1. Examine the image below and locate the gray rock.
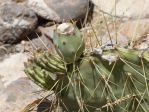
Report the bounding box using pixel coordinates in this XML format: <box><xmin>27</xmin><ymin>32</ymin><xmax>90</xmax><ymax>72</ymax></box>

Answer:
<box><xmin>0</xmin><ymin>0</ymin><xmax>15</xmax><ymax>4</ymax></box>
<box><xmin>0</xmin><ymin>2</ymin><xmax>38</xmax><ymax>44</ymax></box>
<box><xmin>0</xmin><ymin>53</ymin><xmax>28</xmax><ymax>86</ymax></box>
<box><xmin>0</xmin><ymin>52</ymin><xmax>49</xmax><ymax>112</ymax></box>
<box><xmin>0</xmin><ymin>77</ymin><xmax>42</xmax><ymax>112</ymax></box>
<box><xmin>31</xmin><ymin>35</ymin><xmax>52</xmax><ymax>49</ymax></box>
<box><xmin>0</xmin><ymin>51</ymin><xmax>56</xmax><ymax>111</ymax></box>
<box><xmin>86</xmin><ymin>1</ymin><xmax>149</xmax><ymax>47</ymax></box>
<box><xmin>0</xmin><ymin>0</ymin><xmax>26</xmax><ymax>4</ymax></box>
<box><xmin>27</xmin><ymin>0</ymin><xmax>89</xmax><ymax>22</ymax></box>
<box><xmin>91</xmin><ymin>0</ymin><xmax>149</xmax><ymax>19</ymax></box>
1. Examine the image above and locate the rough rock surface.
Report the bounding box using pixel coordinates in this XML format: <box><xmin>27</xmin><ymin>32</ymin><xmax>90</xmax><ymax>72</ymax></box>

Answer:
<box><xmin>0</xmin><ymin>78</ymin><xmax>42</xmax><ymax>111</ymax></box>
<box><xmin>0</xmin><ymin>0</ymin><xmax>26</xmax><ymax>4</ymax></box>
<box><xmin>0</xmin><ymin>53</ymin><xmax>42</xmax><ymax>111</ymax></box>
<box><xmin>0</xmin><ymin>53</ymin><xmax>28</xmax><ymax>86</ymax></box>
<box><xmin>91</xmin><ymin>0</ymin><xmax>149</xmax><ymax>19</ymax></box>
<box><xmin>27</xmin><ymin>0</ymin><xmax>89</xmax><ymax>22</ymax></box>
<box><xmin>119</xmin><ymin>19</ymin><xmax>149</xmax><ymax>43</ymax></box>
<box><xmin>0</xmin><ymin>2</ymin><xmax>38</xmax><ymax>44</ymax></box>
<box><xmin>89</xmin><ymin>0</ymin><xmax>149</xmax><ymax>45</ymax></box>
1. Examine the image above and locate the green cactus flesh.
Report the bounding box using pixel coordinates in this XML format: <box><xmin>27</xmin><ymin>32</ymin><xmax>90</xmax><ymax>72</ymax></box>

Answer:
<box><xmin>53</xmin><ymin>27</ymin><xmax>85</xmax><ymax>64</ymax></box>
<box><xmin>25</xmin><ymin>47</ymin><xmax>149</xmax><ymax>111</ymax></box>
<box><xmin>24</xmin><ymin>53</ymin><xmax>68</xmax><ymax>91</ymax></box>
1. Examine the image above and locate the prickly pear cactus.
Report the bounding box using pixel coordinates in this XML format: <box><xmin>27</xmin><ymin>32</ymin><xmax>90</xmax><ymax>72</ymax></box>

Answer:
<box><xmin>25</xmin><ymin>48</ymin><xmax>149</xmax><ymax>111</ymax></box>
<box><xmin>62</xmin><ymin>49</ymin><xmax>149</xmax><ymax>111</ymax></box>
<box><xmin>24</xmin><ymin>52</ymin><xmax>68</xmax><ymax>90</ymax></box>
<box><xmin>53</xmin><ymin>23</ymin><xmax>85</xmax><ymax>63</ymax></box>
<box><xmin>24</xmin><ymin>23</ymin><xmax>149</xmax><ymax>112</ymax></box>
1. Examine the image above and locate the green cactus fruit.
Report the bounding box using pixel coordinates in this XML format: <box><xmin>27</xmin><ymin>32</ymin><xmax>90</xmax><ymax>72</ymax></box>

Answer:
<box><xmin>53</xmin><ymin>23</ymin><xmax>85</xmax><ymax>63</ymax></box>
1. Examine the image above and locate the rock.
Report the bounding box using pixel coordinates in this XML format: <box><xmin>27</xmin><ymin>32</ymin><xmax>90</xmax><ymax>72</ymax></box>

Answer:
<box><xmin>0</xmin><ymin>53</ymin><xmax>28</xmax><ymax>86</ymax></box>
<box><xmin>0</xmin><ymin>77</ymin><xmax>42</xmax><ymax>112</ymax></box>
<box><xmin>91</xmin><ymin>0</ymin><xmax>149</xmax><ymax>19</ymax></box>
<box><xmin>0</xmin><ymin>0</ymin><xmax>26</xmax><ymax>4</ymax></box>
<box><xmin>30</xmin><ymin>35</ymin><xmax>52</xmax><ymax>49</ymax></box>
<box><xmin>0</xmin><ymin>2</ymin><xmax>38</xmax><ymax>44</ymax></box>
<box><xmin>27</xmin><ymin>0</ymin><xmax>89</xmax><ymax>22</ymax></box>
<box><xmin>146</xmin><ymin>33</ymin><xmax>149</xmax><ymax>44</ymax></box>
<box><xmin>0</xmin><ymin>52</ymin><xmax>56</xmax><ymax>112</ymax></box>
<box><xmin>100</xmin><ymin>32</ymin><xmax>129</xmax><ymax>47</ymax></box>
<box><xmin>0</xmin><ymin>0</ymin><xmax>13</xmax><ymax>4</ymax></box>
<box><xmin>17</xmin><ymin>25</ymin><xmax>55</xmax><ymax>50</ymax></box>
<box><xmin>137</xmin><ymin>42</ymin><xmax>148</xmax><ymax>50</ymax></box>
<box><xmin>38</xmin><ymin>25</ymin><xmax>56</xmax><ymax>39</ymax></box>
<box><xmin>0</xmin><ymin>52</ymin><xmax>40</xmax><ymax>111</ymax></box>
<box><xmin>11</xmin><ymin>0</ymin><xmax>27</xmax><ymax>3</ymax></box>
<box><xmin>0</xmin><ymin>44</ymin><xmax>8</xmax><ymax>60</ymax></box>
<box><xmin>119</xmin><ymin>19</ymin><xmax>149</xmax><ymax>43</ymax></box>
<box><xmin>85</xmin><ymin>0</ymin><xmax>149</xmax><ymax>46</ymax></box>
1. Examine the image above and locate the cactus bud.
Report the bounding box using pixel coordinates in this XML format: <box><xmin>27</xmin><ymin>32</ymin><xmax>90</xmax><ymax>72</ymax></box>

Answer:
<box><xmin>53</xmin><ymin>23</ymin><xmax>85</xmax><ymax>63</ymax></box>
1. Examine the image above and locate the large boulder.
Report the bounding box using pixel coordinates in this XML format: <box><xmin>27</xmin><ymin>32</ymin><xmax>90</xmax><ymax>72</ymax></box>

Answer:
<box><xmin>0</xmin><ymin>2</ymin><xmax>38</xmax><ymax>44</ymax></box>
<box><xmin>0</xmin><ymin>53</ymin><xmax>43</xmax><ymax>111</ymax></box>
<box><xmin>89</xmin><ymin>0</ymin><xmax>149</xmax><ymax>46</ymax></box>
<box><xmin>91</xmin><ymin>0</ymin><xmax>149</xmax><ymax>19</ymax></box>
<box><xmin>27</xmin><ymin>0</ymin><xmax>89</xmax><ymax>22</ymax></box>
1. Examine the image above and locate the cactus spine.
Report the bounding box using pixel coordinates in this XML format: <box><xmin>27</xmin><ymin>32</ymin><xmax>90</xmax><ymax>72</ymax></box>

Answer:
<box><xmin>24</xmin><ymin>23</ymin><xmax>149</xmax><ymax>112</ymax></box>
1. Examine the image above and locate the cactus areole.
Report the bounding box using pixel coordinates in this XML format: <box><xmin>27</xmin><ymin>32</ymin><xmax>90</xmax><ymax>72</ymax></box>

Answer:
<box><xmin>53</xmin><ymin>23</ymin><xmax>85</xmax><ymax>63</ymax></box>
<box><xmin>24</xmin><ymin>22</ymin><xmax>149</xmax><ymax>111</ymax></box>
